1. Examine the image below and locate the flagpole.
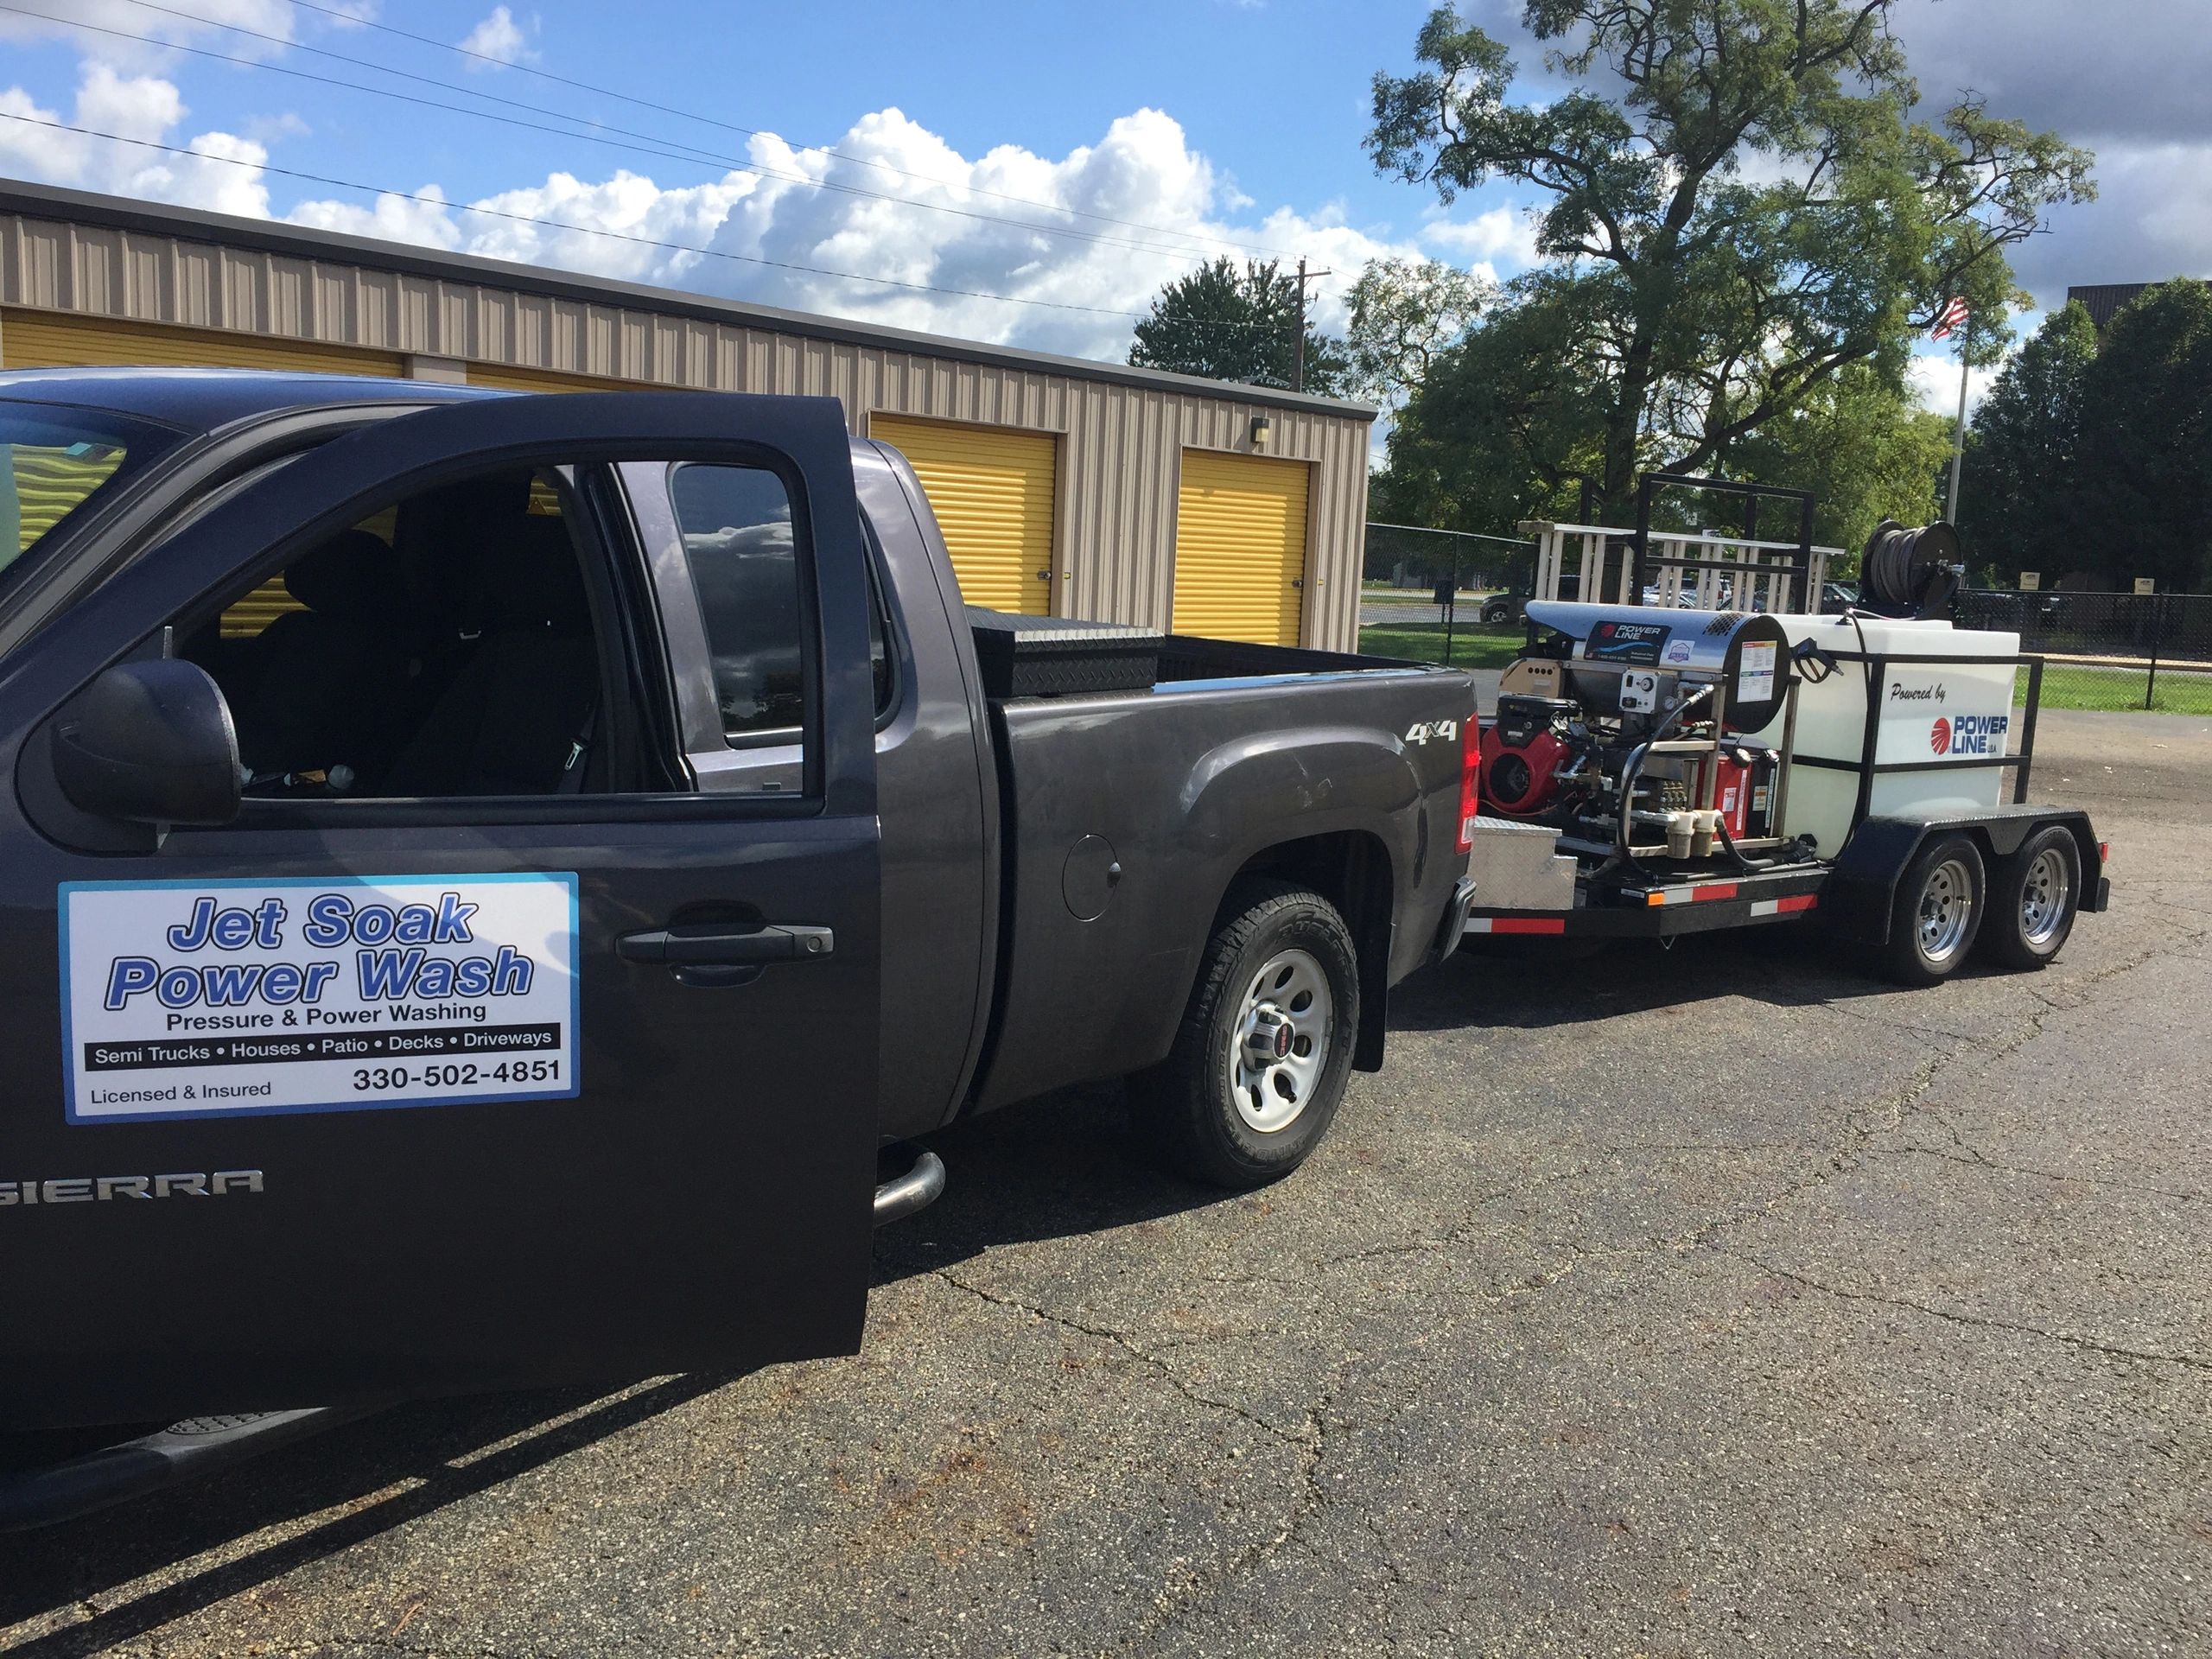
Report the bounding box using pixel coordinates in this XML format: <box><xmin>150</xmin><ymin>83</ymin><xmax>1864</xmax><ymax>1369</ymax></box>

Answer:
<box><xmin>1945</xmin><ymin>308</ymin><xmax>1970</xmax><ymax>524</ymax></box>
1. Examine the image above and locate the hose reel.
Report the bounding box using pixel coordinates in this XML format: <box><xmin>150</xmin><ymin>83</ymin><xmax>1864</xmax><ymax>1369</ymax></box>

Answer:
<box><xmin>1859</xmin><ymin>519</ymin><xmax>1963</xmax><ymax>616</ymax></box>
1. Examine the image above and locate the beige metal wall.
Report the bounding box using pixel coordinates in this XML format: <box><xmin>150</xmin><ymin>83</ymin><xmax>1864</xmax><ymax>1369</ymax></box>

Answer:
<box><xmin>0</xmin><ymin>204</ymin><xmax>1372</xmax><ymax>649</ymax></box>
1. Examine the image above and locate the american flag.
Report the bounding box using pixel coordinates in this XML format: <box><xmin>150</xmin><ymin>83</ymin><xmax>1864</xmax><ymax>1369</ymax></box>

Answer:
<box><xmin>1930</xmin><ymin>296</ymin><xmax>1970</xmax><ymax>340</ymax></box>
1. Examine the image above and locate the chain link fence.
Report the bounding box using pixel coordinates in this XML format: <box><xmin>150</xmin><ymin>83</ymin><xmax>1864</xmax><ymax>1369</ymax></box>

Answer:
<box><xmin>1953</xmin><ymin>589</ymin><xmax>2212</xmax><ymax>713</ymax></box>
<box><xmin>1363</xmin><ymin>523</ymin><xmax>1535</xmax><ymax>593</ymax></box>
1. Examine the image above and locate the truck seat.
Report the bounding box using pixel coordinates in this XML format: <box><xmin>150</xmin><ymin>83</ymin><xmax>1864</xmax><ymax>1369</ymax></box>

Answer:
<box><xmin>377</xmin><ymin>515</ymin><xmax>599</xmax><ymax>797</ymax></box>
<box><xmin>230</xmin><ymin>527</ymin><xmax>422</xmax><ymax>785</ymax></box>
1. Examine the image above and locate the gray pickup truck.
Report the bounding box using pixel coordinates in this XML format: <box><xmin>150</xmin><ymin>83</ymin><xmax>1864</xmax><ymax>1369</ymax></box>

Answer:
<box><xmin>0</xmin><ymin>370</ymin><xmax>1476</xmax><ymax>1508</ymax></box>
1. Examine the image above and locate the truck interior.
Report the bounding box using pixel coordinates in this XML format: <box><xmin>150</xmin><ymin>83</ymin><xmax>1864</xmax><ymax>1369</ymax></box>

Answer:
<box><xmin>183</xmin><ymin>467</ymin><xmax>603</xmax><ymax>799</ymax></box>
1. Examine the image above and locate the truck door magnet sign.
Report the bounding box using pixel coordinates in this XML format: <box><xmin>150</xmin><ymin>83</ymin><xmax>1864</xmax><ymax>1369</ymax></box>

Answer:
<box><xmin>60</xmin><ymin>874</ymin><xmax>579</xmax><ymax>1122</ymax></box>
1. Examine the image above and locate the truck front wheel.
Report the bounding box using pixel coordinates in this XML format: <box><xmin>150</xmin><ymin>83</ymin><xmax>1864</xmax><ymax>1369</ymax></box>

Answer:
<box><xmin>1130</xmin><ymin>879</ymin><xmax>1360</xmax><ymax>1189</ymax></box>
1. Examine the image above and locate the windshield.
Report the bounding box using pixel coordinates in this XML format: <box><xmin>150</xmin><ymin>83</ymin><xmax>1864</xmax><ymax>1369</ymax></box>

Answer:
<box><xmin>0</xmin><ymin>401</ymin><xmax>180</xmax><ymax>591</ymax></box>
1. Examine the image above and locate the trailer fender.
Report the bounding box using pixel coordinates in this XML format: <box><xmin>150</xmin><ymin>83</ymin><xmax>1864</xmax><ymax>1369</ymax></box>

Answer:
<box><xmin>1825</xmin><ymin>808</ymin><xmax>2106</xmax><ymax>944</ymax></box>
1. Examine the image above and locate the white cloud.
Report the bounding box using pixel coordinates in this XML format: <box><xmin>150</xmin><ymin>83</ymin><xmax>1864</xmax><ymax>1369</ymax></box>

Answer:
<box><xmin>0</xmin><ymin>49</ymin><xmax>1421</xmax><ymax>365</ymax></box>
<box><xmin>1421</xmin><ymin>204</ymin><xmax>1540</xmax><ymax>271</ymax></box>
<box><xmin>281</xmin><ymin>105</ymin><xmax>1425</xmax><ymax>360</ymax></box>
<box><xmin>459</xmin><ymin>6</ymin><xmax>533</xmax><ymax>69</ymax></box>
<box><xmin>0</xmin><ymin>1</ymin><xmax>300</xmax><ymax>71</ymax></box>
<box><xmin>0</xmin><ymin>61</ymin><xmax>270</xmax><ymax>219</ymax></box>
<box><xmin>1907</xmin><ymin>350</ymin><xmax>1999</xmax><ymax>418</ymax></box>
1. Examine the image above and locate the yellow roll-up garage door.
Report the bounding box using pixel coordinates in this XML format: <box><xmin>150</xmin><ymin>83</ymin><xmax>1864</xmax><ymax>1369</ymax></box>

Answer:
<box><xmin>1172</xmin><ymin>450</ymin><xmax>1310</xmax><ymax>646</ymax></box>
<box><xmin>1</xmin><ymin>310</ymin><xmax>404</xmax><ymax>378</ymax></box>
<box><xmin>870</xmin><ymin>414</ymin><xmax>1056</xmax><ymax>614</ymax></box>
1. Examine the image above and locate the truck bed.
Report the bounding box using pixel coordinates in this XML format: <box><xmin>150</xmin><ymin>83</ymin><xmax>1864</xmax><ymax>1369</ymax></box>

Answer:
<box><xmin>967</xmin><ymin>626</ymin><xmax>1475</xmax><ymax>1112</ymax></box>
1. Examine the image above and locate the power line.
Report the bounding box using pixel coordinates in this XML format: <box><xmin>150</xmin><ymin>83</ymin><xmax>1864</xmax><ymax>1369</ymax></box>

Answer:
<box><xmin>12</xmin><ymin>2</ymin><xmax>1261</xmax><ymax>266</ymax></box>
<box><xmin>0</xmin><ymin>109</ymin><xmax>1296</xmax><ymax>340</ymax></box>
<box><xmin>131</xmin><ymin>0</ymin><xmax>1306</xmax><ymax>263</ymax></box>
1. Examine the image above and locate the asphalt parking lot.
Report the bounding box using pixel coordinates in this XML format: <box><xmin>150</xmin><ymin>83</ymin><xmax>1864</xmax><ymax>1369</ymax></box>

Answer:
<box><xmin>6</xmin><ymin>709</ymin><xmax>2208</xmax><ymax>1659</ymax></box>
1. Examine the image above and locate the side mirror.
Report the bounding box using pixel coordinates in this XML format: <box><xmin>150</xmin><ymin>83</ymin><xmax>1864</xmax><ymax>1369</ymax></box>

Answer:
<box><xmin>52</xmin><ymin>658</ymin><xmax>241</xmax><ymax>826</ymax></box>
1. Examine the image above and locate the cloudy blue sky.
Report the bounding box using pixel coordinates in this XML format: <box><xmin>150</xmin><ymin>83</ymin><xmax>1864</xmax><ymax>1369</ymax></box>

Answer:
<box><xmin>0</xmin><ymin>0</ymin><xmax>2203</xmax><ymax>414</ymax></box>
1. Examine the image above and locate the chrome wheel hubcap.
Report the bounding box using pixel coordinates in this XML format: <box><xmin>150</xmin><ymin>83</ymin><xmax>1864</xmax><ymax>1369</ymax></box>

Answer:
<box><xmin>1229</xmin><ymin>948</ymin><xmax>1332</xmax><ymax>1134</ymax></box>
<box><xmin>2019</xmin><ymin>847</ymin><xmax>2071</xmax><ymax>946</ymax></box>
<box><xmin>1917</xmin><ymin>856</ymin><xmax>1976</xmax><ymax>965</ymax></box>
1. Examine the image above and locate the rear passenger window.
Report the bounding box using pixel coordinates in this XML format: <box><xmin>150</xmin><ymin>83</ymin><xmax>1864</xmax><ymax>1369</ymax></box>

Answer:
<box><xmin>669</xmin><ymin>464</ymin><xmax>804</xmax><ymax>742</ymax></box>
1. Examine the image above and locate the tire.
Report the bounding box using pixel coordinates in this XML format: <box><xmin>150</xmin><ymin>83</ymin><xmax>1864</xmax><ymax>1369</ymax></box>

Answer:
<box><xmin>1128</xmin><ymin>879</ymin><xmax>1360</xmax><ymax>1189</ymax></box>
<box><xmin>1980</xmin><ymin>825</ymin><xmax>2082</xmax><ymax>971</ymax></box>
<box><xmin>1878</xmin><ymin>835</ymin><xmax>1986</xmax><ymax>987</ymax></box>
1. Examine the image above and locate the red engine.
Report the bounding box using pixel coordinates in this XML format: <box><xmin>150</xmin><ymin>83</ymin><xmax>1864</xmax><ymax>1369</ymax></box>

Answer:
<box><xmin>1478</xmin><ymin>698</ymin><xmax>1578</xmax><ymax>817</ymax></box>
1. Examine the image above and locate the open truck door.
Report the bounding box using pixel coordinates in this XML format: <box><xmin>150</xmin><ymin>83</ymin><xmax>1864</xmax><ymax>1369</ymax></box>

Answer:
<box><xmin>0</xmin><ymin>392</ymin><xmax>881</xmax><ymax>1430</ymax></box>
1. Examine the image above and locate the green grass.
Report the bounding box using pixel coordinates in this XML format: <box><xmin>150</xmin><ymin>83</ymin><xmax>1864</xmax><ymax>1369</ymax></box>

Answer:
<box><xmin>2017</xmin><ymin>664</ymin><xmax>2212</xmax><ymax>715</ymax></box>
<box><xmin>1357</xmin><ymin>620</ymin><xmax>1528</xmax><ymax>671</ymax></box>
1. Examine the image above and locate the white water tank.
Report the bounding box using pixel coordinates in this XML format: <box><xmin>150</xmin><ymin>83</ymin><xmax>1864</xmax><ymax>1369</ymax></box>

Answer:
<box><xmin>1744</xmin><ymin>613</ymin><xmax>2022</xmax><ymax>854</ymax></box>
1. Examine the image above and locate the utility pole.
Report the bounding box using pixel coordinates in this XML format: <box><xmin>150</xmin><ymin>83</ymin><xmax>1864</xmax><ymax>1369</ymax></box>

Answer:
<box><xmin>1291</xmin><ymin>257</ymin><xmax>1331</xmax><ymax>393</ymax></box>
<box><xmin>1945</xmin><ymin>309</ymin><xmax>1971</xmax><ymax>524</ymax></box>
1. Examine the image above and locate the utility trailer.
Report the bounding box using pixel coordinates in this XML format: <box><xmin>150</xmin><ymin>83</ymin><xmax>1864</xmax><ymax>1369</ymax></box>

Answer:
<box><xmin>1462</xmin><ymin>476</ymin><xmax>2108</xmax><ymax>983</ymax></box>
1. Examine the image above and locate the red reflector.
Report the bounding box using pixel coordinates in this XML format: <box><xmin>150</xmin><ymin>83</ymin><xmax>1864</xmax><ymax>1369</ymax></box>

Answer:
<box><xmin>1490</xmin><ymin>916</ymin><xmax>1567</xmax><ymax>935</ymax></box>
<box><xmin>1691</xmin><ymin>882</ymin><xmax>1739</xmax><ymax>903</ymax></box>
<box><xmin>2099</xmin><ymin>841</ymin><xmax>2110</xmax><ymax>864</ymax></box>
<box><xmin>1454</xmin><ymin>716</ymin><xmax>1482</xmax><ymax>855</ymax></box>
<box><xmin>1777</xmin><ymin>893</ymin><xmax>1818</xmax><ymax>914</ymax></box>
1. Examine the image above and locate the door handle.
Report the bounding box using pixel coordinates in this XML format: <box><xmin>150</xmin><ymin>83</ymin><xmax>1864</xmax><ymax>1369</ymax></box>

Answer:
<box><xmin>618</xmin><ymin>924</ymin><xmax>835</xmax><ymax>965</ymax></box>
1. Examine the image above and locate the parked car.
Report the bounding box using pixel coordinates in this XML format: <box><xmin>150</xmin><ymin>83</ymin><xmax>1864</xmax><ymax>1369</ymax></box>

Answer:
<box><xmin>0</xmin><ymin>370</ymin><xmax>1480</xmax><ymax>1478</ymax></box>
<box><xmin>1481</xmin><ymin>572</ymin><xmax>1580</xmax><ymax>624</ymax></box>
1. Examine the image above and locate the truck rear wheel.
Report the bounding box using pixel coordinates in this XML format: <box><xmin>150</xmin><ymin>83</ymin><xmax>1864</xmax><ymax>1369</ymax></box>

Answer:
<box><xmin>1981</xmin><ymin>825</ymin><xmax>2081</xmax><ymax>971</ymax></box>
<box><xmin>1130</xmin><ymin>879</ymin><xmax>1359</xmax><ymax>1189</ymax></box>
<box><xmin>1880</xmin><ymin>835</ymin><xmax>1986</xmax><ymax>987</ymax></box>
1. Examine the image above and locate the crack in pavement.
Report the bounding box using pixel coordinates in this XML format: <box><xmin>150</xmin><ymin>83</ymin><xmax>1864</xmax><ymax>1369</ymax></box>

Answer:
<box><xmin>1891</xmin><ymin>1104</ymin><xmax>2209</xmax><ymax>1206</ymax></box>
<box><xmin>1724</xmin><ymin>1249</ymin><xmax>2212</xmax><ymax>1376</ymax></box>
<box><xmin>928</xmin><ymin>1266</ymin><xmax>1313</xmax><ymax>1450</ymax></box>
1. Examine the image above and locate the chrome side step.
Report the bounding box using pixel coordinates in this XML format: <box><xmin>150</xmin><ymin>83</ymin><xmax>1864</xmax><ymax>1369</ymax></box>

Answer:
<box><xmin>0</xmin><ymin>1407</ymin><xmax>365</xmax><ymax>1531</ymax></box>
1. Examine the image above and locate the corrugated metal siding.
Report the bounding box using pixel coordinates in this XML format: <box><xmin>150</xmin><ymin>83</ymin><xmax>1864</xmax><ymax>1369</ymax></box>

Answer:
<box><xmin>9</xmin><ymin>443</ymin><xmax>124</xmax><ymax>550</ymax></box>
<box><xmin>0</xmin><ymin>206</ymin><xmax>1373</xmax><ymax>648</ymax></box>
<box><xmin>1171</xmin><ymin>451</ymin><xmax>1309</xmax><ymax>645</ymax></box>
<box><xmin>0</xmin><ymin>309</ymin><xmax>402</xmax><ymax>376</ymax></box>
<box><xmin>870</xmin><ymin>414</ymin><xmax>1056</xmax><ymax>614</ymax></box>
<box><xmin>221</xmin><ymin>574</ymin><xmax>296</xmax><ymax>639</ymax></box>
<box><xmin>461</xmin><ymin>361</ymin><xmax>628</xmax><ymax>393</ymax></box>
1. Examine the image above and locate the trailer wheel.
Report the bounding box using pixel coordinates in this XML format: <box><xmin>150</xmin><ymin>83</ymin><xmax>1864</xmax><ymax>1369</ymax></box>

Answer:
<box><xmin>1880</xmin><ymin>835</ymin><xmax>1986</xmax><ymax>987</ymax></box>
<box><xmin>1981</xmin><ymin>826</ymin><xmax>2081</xmax><ymax>971</ymax></box>
<box><xmin>1129</xmin><ymin>879</ymin><xmax>1359</xmax><ymax>1189</ymax></box>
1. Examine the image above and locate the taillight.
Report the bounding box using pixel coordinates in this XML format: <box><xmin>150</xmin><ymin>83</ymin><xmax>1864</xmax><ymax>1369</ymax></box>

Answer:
<box><xmin>2099</xmin><ymin>841</ymin><xmax>2110</xmax><ymax>865</ymax></box>
<box><xmin>1455</xmin><ymin>716</ymin><xmax>1482</xmax><ymax>854</ymax></box>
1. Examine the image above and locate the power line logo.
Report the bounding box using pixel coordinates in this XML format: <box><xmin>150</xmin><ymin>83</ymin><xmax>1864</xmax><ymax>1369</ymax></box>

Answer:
<box><xmin>1930</xmin><ymin>716</ymin><xmax>1953</xmax><ymax>755</ymax></box>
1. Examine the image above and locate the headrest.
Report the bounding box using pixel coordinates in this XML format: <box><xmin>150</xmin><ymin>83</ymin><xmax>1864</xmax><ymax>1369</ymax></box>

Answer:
<box><xmin>481</xmin><ymin>517</ymin><xmax>591</xmax><ymax>632</ymax></box>
<box><xmin>283</xmin><ymin>529</ymin><xmax>410</xmax><ymax>620</ymax></box>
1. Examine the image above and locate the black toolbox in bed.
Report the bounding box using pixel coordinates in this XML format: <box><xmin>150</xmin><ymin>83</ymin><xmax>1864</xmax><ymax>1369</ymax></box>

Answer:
<box><xmin>967</xmin><ymin>607</ymin><xmax>1164</xmax><ymax>698</ymax></box>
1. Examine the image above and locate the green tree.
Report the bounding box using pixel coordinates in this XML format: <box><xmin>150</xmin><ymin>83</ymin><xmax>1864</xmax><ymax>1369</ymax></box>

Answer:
<box><xmin>1373</xmin><ymin>287</ymin><xmax>1605</xmax><ymax>535</ymax></box>
<box><xmin>2075</xmin><ymin>279</ymin><xmax>2212</xmax><ymax>591</ymax></box>
<box><xmin>1128</xmin><ymin>257</ymin><xmax>1348</xmax><ymax>395</ymax></box>
<box><xmin>1727</xmin><ymin>362</ymin><xmax>1955</xmax><ymax>555</ymax></box>
<box><xmin>1960</xmin><ymin>300</ymin><xmax>2098</xmax><ymax>584</ymax></box>
<box><xmin>1343</xmin><ymin>257</ymin><xmax>1493</xmax><ymax>410</ymax></box>
<box><xmin>1367</xmin><ymin>2</ymin><xmax>2095</xmax><ymax>519</ymax></box>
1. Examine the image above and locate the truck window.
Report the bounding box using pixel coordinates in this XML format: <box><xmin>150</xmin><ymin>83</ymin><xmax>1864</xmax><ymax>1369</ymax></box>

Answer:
<box><xmin>176</xmin><ymin>465</ymin><xmax>611</xmax><ymax>799</ymax></box>
<box><xmin>668</xmin><ymin>463</ymin><xmax>806</xmax><ymax>742</ymax></box>
<box><xmin>0</xmin><ymin>402</ymin><xmax>177</xmax><ymax>589</ymax></box>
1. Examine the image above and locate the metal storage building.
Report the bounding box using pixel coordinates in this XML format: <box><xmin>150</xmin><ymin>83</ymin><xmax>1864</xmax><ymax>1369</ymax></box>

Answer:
<box><xmin>0</xmin><ymin>181</ymin><xmax>1376</xmax><ymax>650</ymax></box>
